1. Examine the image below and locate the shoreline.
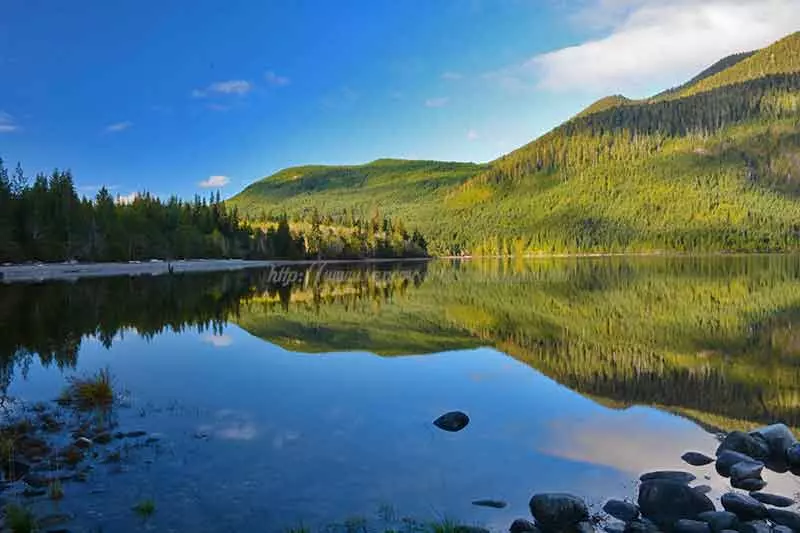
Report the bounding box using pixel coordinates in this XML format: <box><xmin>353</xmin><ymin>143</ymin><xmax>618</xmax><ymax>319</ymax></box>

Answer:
<box><xmin>0</xmin><ymin>257</ymin><xmax>431</xmax><ymax>284</ymax></box>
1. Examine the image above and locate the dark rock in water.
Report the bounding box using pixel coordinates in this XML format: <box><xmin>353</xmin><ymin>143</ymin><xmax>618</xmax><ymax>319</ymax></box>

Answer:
<box><xmin>716</xmin><ymin>431</ymin><xmax>770</xmax><ymax>461</ymax></box>
<box><xmin>638</xmin><ymin>480</ymin><xmax>715</xmax><ymax>527</ymax></box>
<box><xmin>639</xmin><ymin>470</ymin><xmax>696</xmax><ymax>484</ymax></box>
<box><xmin>730</xmin><ymin>460</ymin><xmax>764</xmax><ymax>482</ymax></box>
<box><xmin>715</xmin><ymin>450</ymin><xmax>758</xmax><ymax>477</ymax></box>
<box><xmin>720</xmin><ymin>493</ymin><xmax>767</xmax><ymax>521</ymax></box>
<box><xmin>575</xmin><ymin>522</ymin><xmax>595</xmax><ymax>533</ymax></box>
<box><xmin>433</xmin><ymin>411</ymin><xmax>470</xmax><ymax>432</ymax></box>
<box><xmin>3</xmin><ymin>460</ymin><xmax>31</xmax><ymax>481</ymax></box>
<box><xmin>509</xmin><ymin>518</ymin><xmax>541</xmax><ymax>533</ymax></box>
<box><xmin>767</xmin><ymin>508</ymin><xmax>800</xmax><ymax>531</ymax></box>
<box><xmin>697</xmin><ymin>510</ymin><xmax>739</xmax><ymax>532</ymax></box>
<box><xmin>682</xmin><ymin>451</ymin><xmax>715</xmax><ymax>466</ymax></box>
<box><xmin>692</xmin><ymin>485</ymin><xmax>712</xmax><ymax>495</ymax></box>
<box><xmin>623</xmin><ymin>518</ymin><xmax>660</xmax><ymax>532</ymax></box>
<box><xmin>529</xmin><ymin>493</ymin><xmax>589</xmax><ymax>531</ymax></box>
<box><xmin>750</xmin><ymin>423</ymin><xmax>796</xmax><ymax>460</ymax></box>
<box><xmin>673</xmin><ymin>519</ymin><xmax>711</xmax><ymax>533</ymax></box>
<box><xmin>603</xmin><ymin>524</ymin><xmax>625</xmax><ymax>533</ymax></box>
<box><xmin>737</xmin><ymin>521</ymin><xmax>771</xmax><ymax>533</ymax></box>
<box><xmin>773</xmin><ymin>526</ymin><xmax>794</xmax><ymax>533</ymax></box>
<box><xmin>472</xmin><ymin>499</ymin><xmax>507</xmax><ymax>509</ymax></box>
<box><xmin>731</xmin><ymin>477</ymin><xmax>766</xmax><ymax>491</ymax></box>
<box><xmin>603</xmin><ymin>500</ymin><xmax>639</xmax><ymax>522</ymax></box>
<box><xmin>786</xmin><ymin>442</ymin><xmax>800</xmax><ymax>467</ymax></box>
<box><xmin>748</xmin><ymin>491</ymin><xmax>795</xmax><ymax>507</ymax></box>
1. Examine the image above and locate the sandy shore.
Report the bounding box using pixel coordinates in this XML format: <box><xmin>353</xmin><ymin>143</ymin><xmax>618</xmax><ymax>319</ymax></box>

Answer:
<box><xmin>0</xmin><ymin>258</ymin><xmax>431</xmax><ymax>283</ymax></box>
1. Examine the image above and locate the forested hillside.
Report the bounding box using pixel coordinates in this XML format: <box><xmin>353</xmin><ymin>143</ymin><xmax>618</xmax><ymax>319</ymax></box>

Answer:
<box><xmin>230</xmin><ymin>31</ymin><xmax>800</xmax><ymax>256</ymax></box>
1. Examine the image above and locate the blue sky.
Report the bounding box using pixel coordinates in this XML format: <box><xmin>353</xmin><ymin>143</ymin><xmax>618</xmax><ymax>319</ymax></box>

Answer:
<box><xmin>1</xmin><ymin>0</ymin><xmax>799</xmax><ymax>201</ymax></box>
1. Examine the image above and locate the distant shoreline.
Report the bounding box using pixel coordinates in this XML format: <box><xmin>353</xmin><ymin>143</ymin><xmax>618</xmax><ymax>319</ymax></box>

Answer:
<box><xmin>0</xmin><ymin>257</ymin><xmax>431</xmax><ymax>284</ymax></box>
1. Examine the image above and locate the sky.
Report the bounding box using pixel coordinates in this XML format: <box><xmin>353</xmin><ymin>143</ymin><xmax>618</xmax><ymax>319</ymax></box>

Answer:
<box><xmin>1</xmin><ymin>0</ymin><xmax>800</xmax><ymax>201</ymax></box>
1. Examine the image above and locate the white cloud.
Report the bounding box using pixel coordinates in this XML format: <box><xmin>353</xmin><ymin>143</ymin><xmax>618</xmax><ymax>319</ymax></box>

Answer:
<box><xmin>264</xmin><ymin>70</ymin><xmax>290</xmax><ymax>86</ymax></box>
<box><xmin>425</xmin><ymin>96</ymin><xmax>449</xmax><ymax>108</ymax></box>
<box><xmin>467</xmin><ymin>128</ymin><xmax>479</xmax><ymax>141</ymax></box>
<box><xmin>198</xmin><ymin>175</ymin><xmax>230</xmax><ymax>188</ymax></box>
<box><xmin>115</xmin><ymin>192</ymin><xmax>138</xmax><ymax>205</ymax></box>
<box><xmin>105</xmin><ymin>121</ymin><xmax>132</xmax><ymax>133</ymax></box>
<box><xmin>0</xmin><ymin>111</ymin><xmax>18</xmax><ymax>133</ymax></box>
<box><xmin>202</xmin><ymin>333</ymin><xmax>233</xmax><ymax>347</ymax></box>
<box><xmin>441</xmin><ymin>71</ymin><xmax>464</xmax><ymax>80</ymax></box>
<box><xmin>192</xmin><ymin>79</ymin><xmax>252</xmax><ymax>98</ymax></box>
<box><xmin>497</xmin><ymin>0</ymin><xmax>800</xmax><ymax>94</ymax></box>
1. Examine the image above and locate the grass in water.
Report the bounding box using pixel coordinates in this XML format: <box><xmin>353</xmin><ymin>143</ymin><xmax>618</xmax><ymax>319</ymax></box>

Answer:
<box><xmin>132</xmin><ymin>498</ymin><xmax>156</xmax><ymax>519</ymax></box>
<box><xmin>61</xmin><ymin>368</ymin><xmax>114</xmax><ymax>410</ymax></box>
<box><xmin>48</xmin><ymin>478</ymin><xmax>64</xmax><ymax>500</ymax></box>
<box><xmin>5</xmin><ymin>504</ymin><xmax>36</xmax><ymax>533</ymax></box>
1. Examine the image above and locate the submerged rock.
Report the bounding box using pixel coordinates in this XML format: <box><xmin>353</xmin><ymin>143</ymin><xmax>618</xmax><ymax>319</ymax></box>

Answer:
<box><xmin>638</xmin><ymin>480</ymin><xmax>714</xmax><ymax>527</ymax></box>
<box><xmin>433</xmin><ymin>411</ymin><xmax>470</xmax><ymax>432</ymax></box>
<box><xmin>639</xmin><ymin>471</ymin><xmax>696</xmax><ymax>484</ymax></box>
<box><xmin>529</xmin><ymin>493</ymin><xmax>589</xmax><ymax>531</ymax></box>
<box><xmin>673</xmin><ymin>519</ymin><xmax>710</xmax><ymax>533</ymax></box>
<box><xmin>681</xmin><ymin>452</ymin><xmax>715</xmax><ymax>466</ymax></box>
<box><xmin>602</xmin><ymin>499</ymin><xmax>639</xmax><ymax>522</ymax></box>
<box><xmin>472</xmin><ymin>499</ymin><xmax>507</xmax><ymax>509</ymax></box>
<box><xmin>716</xmin><ymin>431</ymin><xmax>770</xmax><ymax>461</ymax></box>
<box><xmin>731</xmin><ymin>477</ymin><xmax>766</xmax><ymax>491</ymax></box>
<box><xmin>720</xmin><ymin>492</ymin><xmax>767</xmax><ymax>521</ymax></box>
<box><xmin>509</xmin><ymin>518</ymin><xmax>540</xmax><ymax>533</ymax></box>
<box><xmin>696</xmin><ymin>510</ymin><xmax>739</xmax><ymax>532</ymax></box>
<box><xmin>748</xmin><ymin>492</ymin><xmax>795</xmax><ymax>507</ymax></box>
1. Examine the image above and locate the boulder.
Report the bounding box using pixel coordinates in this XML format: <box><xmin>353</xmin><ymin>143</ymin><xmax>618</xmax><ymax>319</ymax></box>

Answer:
<box><xmin>766</xmin><ymin>508</ymin><xmax>800</xmax><ymax>531</ymax></box>
<box><xmin>696</xmin><ymin>510</ymin><xmax>739</xmax><ymax>532</ymax></box>
<box><xmin>750</xmin><ymin>424</ymin><xmax>796</xmax><ymax>460</ymax></box>
<box><xmin>509</xmin><ymin>519</ymin><xmax>541</xmax><ymax>533</ymax></box>
<box><xmin>719</xmin><ymin>493</ymin><xmax>767</xmax><ymax>521</ymax></box>
<box><xmin>638</xmin><ymin>480</ymin><xmax>715</xmax><ymax>528</ymax></box>
<box><xmin>623</xmin><ymin>518</ymin><xmax>660</xmax><ymax>532</ymax></box>
<box><xmin>603</xmin><ymin>525</ymin><xmax>625</xmax><ymax>533</ymax></box>
<box><xmin>575</xmin><ymin>522</ymin><xmax>595</xmax><ymax>533</ymax></box>
<box><xmin>729</xmin><ymin>461</ymin><xmax>764</xmax><ymax>482</ymax></box>
<box><xmin>786</xmin><ymin>442</ymin><xmax>800</xmax><ymax>467</ymax></box>
<box><xmin>603</xmin><ymin>500</ymin><xmax>639</xmax><ymax>522</ymax></box>
<box><xmin>454</xmin><ymin>527</ymin><xmax>489</xmax><ymax>533</ymax></box>
<box><xmin>773</xmin><ymin>526</ymin><xmax>794</xmax><ymax>533</ymax></box>
<box><xmin>433</xmin><ymin>411</ymin><xmax>470</xmax><ymax>432</ymax></box>
<box><xmin>693</xmin><ymin>485</ymin><xmax>712</xmax><ymax>495</ymax></box>
<box><xmin>716</xmin><ymin>432</ymin><xmax>770</xmax><ymax>461</ymax></box>
<box><xmin>681</xmin><ymin>452</ymin><xmax>715</xmax><ymax>466</ymax></box>
<box><xmin>529</xmin><ymin>493</ymin><xmax>589</xmax><ymax>532</ymax></box>
<box><xmin>715</xmin><ymin>450</ymin><xmax>758</xmax><ymax>477</ymax></box>
<box><xmin>748</xmin><ymin>492</ymin><xmax>795</xmax><ymax>507</ymax></box>
<box><xmin>736</xmin><ymin>521</ymin><xmax>771</xmax><ymax>533</ymax></box>
<box><xmin>639</xmin><ymin>471</ymin><xmax>696</xmax><ymax>484</ymax></box>
<box><xmin>731</xmin><ymin>478</ymin><xmax>766</xmax><ymax>492</ymax></box>
<box><xmin>673</xmin><ymin>520</ymin><xmax>710</xmax><ymax>533</ymax></box>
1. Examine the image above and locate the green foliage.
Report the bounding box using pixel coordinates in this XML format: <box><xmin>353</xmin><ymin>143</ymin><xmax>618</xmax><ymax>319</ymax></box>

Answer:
<box><xmin>61</xmin><ymin>368</ymin><xmax>114</xmax><ymax>410</ymax></box>
<box><xmin>4</xmin><ymin>504</ymin><xmax>36</xmax><ymax>533</ymax></box>
<box><xmin>132</xmin><ymin>499</ymin><xmax>156</xmax><ymax>518</ymax></box>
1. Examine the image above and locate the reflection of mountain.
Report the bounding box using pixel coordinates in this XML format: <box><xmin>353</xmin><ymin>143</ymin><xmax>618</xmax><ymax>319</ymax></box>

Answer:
<box><xmin>6</xmin><ymin>257</ymin><xmax>800</xmax><ymax>431</ymax></box>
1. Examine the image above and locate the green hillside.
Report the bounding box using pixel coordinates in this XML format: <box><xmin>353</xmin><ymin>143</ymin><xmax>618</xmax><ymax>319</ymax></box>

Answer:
<box><xmin>229</xmin><ymin>31</ymin><xmax>800</xmax><ymax>256</ymax></box>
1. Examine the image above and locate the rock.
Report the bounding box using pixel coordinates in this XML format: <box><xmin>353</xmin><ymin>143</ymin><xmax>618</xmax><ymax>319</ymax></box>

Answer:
<box><xmin>697</xmin><ymin>510</ymin><xmax>739</xmax><ymax>532</ymax></box>
<box><xmin>433</xmin><ymin>411</ymin><xmax>470</xmax><ymax>432</ymax></box>
<box><xmin>682</xmin><ymin>451</ymin><xmax>715</xmax><ymax>466</ymax></box>
<box><xmin>750</xmin><ymin>424</ymin><xmax>796</xmax><ymax>460</ymax></box>
<box><xmin>673</xmin><ymin>520</ymin><xmax>710</xmax><ymax>533</ymax></box>
<box><xmin>715</xmin><ymin>450</ymin><xmax>758</xmax><ymax>477</ymax></box>
<box><xmin>575</xmin><ymin>522</ymin><xmax>595</xmax><ymax>533</ymax></box>
<box><xmin>454</xmin><ymin>527</ymin><xmax>489</xmax><ymax>533</ymax></box>
<box><xmin>693</xmin><ymin>485</ymin><xmax>712</xmax><ymax>495</ymax></box>
<box><xmin>736</xmin><ymin>521</ymin><xmax>771</xmax><ymax>533</ymax></box>
<box><xmin>720</xmin><ymin>493</ymin><xmax>767</xmax><ymax>521</ymax></box>
<box><xmin>716</xmin><ymin>432</ymin><xmax>770</xmax><ymax>461</ymax></box>
<box><xmin>773</xmin><ymin>526</ymin><xmax>794</xmax><ymax>533</ymax></box>
<box><xmin>603</xmin><ymin>500</ymin><xmax>639</xmax><ymax>522</ymax></box>
<box><xmin>730</xmin><ymin>461</ymin><xmax>764</xmax><ymax>482</ymax></box>
<box><xmin>767</xmin><ymin>508</ymin><xmax>800</xmax><ymax>531</ymax></box>
<box><xmin>603</xmin><ymin>525</ymin><xmax>625</xmax><ymax>533</ymax></box>
<box><xmin>638</xmin><ymin>480</ymin><xmax>715</xmax><ymax>527</ymax></box>
<box><xmin>748</xmin><ymin>492</ymin><xmax>795</xmax><ymax>507</ymax></box>
<box><xmin>639</xmin><ymin>471</ymin><xmax>696</xmax><ymax>484</ymax></box>
<box><xmin>472</xmin><ymin>499</ymin><xmax>507</xmax><ymax>509</ymax></box>
<box><xmin>509</xmin><ymin>518</ymin><xmax>541</xmax><ymax>533</ymax></box>
<box><xmin>124</xmin><ymin>430</ymin><xmax>147</xmax><ymax>438</ymax></box>
<box><xmin>786</xmin><ymin>442</ymin><xmax>800</xmax><ymax>467</ymax></box>
<box><xmin>731</xmin><ymin>477</ymin><xmax>766</xmax><ymax>491</ymax></box>
<box><xmin>74</xmin><ymin>436</ymin><xmax>92</xmax><ymax>449</ymax></box>
<box><xmin>623</xmin><ymin>518</ymin><xmax>660</xmax><ymax>532</ymax></box>
<box><xmin>529</xmin><ymin>493</ymin><xmax>589</xmax><ymax>531</ymax></box>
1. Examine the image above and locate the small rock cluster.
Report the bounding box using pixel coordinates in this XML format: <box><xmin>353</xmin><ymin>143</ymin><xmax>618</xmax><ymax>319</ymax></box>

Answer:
<box><xmin>504</xmin><ymin>423</ymin><xmax>800</xmax><ymax>533</ymax></box>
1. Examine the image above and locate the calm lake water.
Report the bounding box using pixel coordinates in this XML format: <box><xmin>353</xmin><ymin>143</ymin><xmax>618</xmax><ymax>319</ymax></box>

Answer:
<box><xmin>3</xmin><ymin>256</ymin><xmax>800</xmax><ymax>532</ymax></box>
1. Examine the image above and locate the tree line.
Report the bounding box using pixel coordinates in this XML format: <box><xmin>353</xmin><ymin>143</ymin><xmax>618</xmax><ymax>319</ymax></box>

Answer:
<box><xmin>0</xmin><ymin>159</ymin><xmax>429</xmax><ymax>263</ymax></box>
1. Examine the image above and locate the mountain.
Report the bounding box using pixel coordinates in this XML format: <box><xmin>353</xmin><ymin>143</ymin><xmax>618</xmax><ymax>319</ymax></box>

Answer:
<box><xmin>229</xmin><ymin>31</ymin><xmax>800</xmax><ymax>256</ymax></box>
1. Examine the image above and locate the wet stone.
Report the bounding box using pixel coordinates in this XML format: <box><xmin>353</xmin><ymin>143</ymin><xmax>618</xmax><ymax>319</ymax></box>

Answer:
<box><xmin>529</xmin><ymin>493</ymin><xmax>589</xmax><ymax>531</ymax></box>
<box><xmin>697</xmin><ymin>510</ymin><xmax>739</xmax><ymax>532</ymax></box>
<box><xmin>472</xmin><ymin>499</ymin><xmax>507</xmax><ymax>509</ymax></box>
<box><xmin>715</xmin><ymin>450</ymin><xmax>758</xmax><ymax>477</ymax></box>
<box><xmin>673</xmin><ymin>519</ymin><xmax>710</xmax><ymax>533</ymax></box>
<box><xmin>509</xmin><ymin>518</ymin><xmax>541</xmax><ymax>533</ymax></box>
<box><xmin>603</xmin><ymin>500</ymin><xmax>639</xmax><ymax>522</ymax></box>
<box><xmin>720</xmin><ymin>493</ymin><xmax>767</xmax><ymax>521</ymax></box>
<box><xmin>748</xmin><ymin>492</ymin><xmax>795</xmax><ymax>507</ymax></box>
<box><xmin>766</xmin><ymin>508</ymin><xmax>800</xmax><ymax>531</ymax></box>
<box><xmin>638</xmin><ymin>480</ymin><xmax>714</xmax><ymax>528</ymax></box>
<box><xmin>682</xmin><ymin>452</ymin><xmax>715</xmax><ymax>466</ymax></box>
<box><xmin>731</xmin><ymin>477</ymin><xmax>766</xmax><ymax>492</ymax></box>
<box><xmin>716</xmin><ymin>432</ymin><xmax>770</xmax><ymax>461</ymax></box>
<box><xmin>639</xmin><ymin>471</ymin><xmax>696</xmax><ymax>484</ymax></box>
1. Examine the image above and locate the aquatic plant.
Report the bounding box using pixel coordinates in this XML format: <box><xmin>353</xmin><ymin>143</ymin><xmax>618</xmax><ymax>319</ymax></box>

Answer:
<box><xmin>48</xmin><ymin>478</ymin><xmax>64</xmax><ymax>500</ymax></box>
<box><xmin>5</xmin><ymin>503</ymin><xmax>36</xmax><ymax>533</ymax></box>
<box><xmin>132</xmin><ymin>498</ymin><xmax>156</xmax><ymax>519</ymax></box>
<box><xmin>428</xmin><ymin>519</ymin><xmax>460</xmax><ymax>533</ymax></box>
<box><xmin>377</xmin><ymin>503</ymin><xmax>396</xmax><ymax>522</ymax></box>
<box><xmin>61</xmin><ymin>368</ymin><xmax>114</xmax><ymax>410</ymax></box>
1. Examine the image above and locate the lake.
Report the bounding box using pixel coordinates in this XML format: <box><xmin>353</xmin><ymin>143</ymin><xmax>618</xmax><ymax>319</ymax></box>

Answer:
<box><xmin>3</xmin><ymin>256</ymin><xmax>800</xmax><ymax>532</ymax></box>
